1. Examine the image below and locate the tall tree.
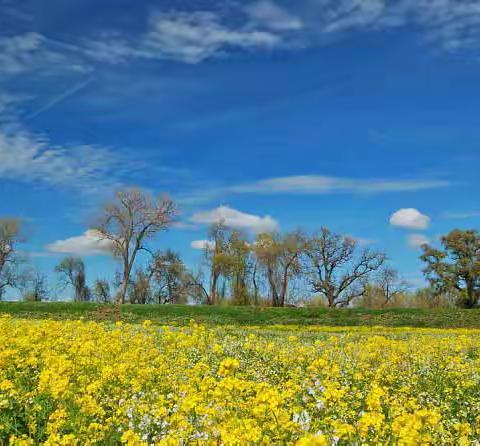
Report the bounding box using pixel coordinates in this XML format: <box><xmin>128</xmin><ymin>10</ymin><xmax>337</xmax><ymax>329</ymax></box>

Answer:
<box><xmin>95</xmin><ymin>188</ymin><xmax>176</xmax><ymax>304</ymax></box>
<box><xmin>224</xmin><ymin>231</ymin><xmax>251</xmax><ymax>305</ymax></box>
<box><xmin>203</xmin><ymin>221</ymin><xmax>229</xmax><ymax>305</ymax></box>
<box><xmin>304</xmin><ymin>228</ymin><xmax>385</xmax><ymax>307</ymax></box>
<box><xmin>0</xmin><ymin>218</ymin><xmax>23</xmax><ymax>296</ymax></box>
<box><xmin>421</xmin><ymin>229</ymin><xmax>480</xmax><ymax>308</ymax></box>
<box><xmin>254</xmin><ymin>231</ymin><xmax>305</xmax><ymax>307</ymax></box>
<box><xmin>55</xmin><ymin>257</ymin><xmax>90</xmax><ymax>302</ymax></box>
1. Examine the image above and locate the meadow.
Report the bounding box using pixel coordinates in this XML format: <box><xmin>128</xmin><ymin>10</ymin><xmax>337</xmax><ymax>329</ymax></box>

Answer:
<box><xmin>2</xmin><ymin>306</ymin><xmax>480</xmax><ymax>444</ymax></box>
<box><xmin>2</xmin><ymin>302</ymin><xmax>480</xmax><ymax>328</ymax></box>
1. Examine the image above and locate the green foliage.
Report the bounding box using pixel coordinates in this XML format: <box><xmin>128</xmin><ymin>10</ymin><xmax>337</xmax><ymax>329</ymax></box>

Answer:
<box><xmin>421</xmin><ymin>229</ymin><xmax>480</xmax><ymax>308</ymax></box>
<box><xmin>1</xmin><ymin>301</ymin><xmax>480</xmax><ymax>328</ymax></box>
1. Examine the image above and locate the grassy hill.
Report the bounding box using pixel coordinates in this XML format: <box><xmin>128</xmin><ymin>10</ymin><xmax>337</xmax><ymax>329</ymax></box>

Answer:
<box><xmin>0</xmin><ymin>301</ymin><xmax>480</xmax><ymax>328</ymax></box>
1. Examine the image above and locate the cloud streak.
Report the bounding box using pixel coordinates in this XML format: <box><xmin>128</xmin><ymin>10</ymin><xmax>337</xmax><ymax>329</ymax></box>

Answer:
<box><xmin>229</xmin><ymin>175</ymin><xmax>449</xmax><ymax>195</ymax></box>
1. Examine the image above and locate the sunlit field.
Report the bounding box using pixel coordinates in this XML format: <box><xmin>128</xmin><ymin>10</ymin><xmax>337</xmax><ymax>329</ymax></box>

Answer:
<box><xmin>2</xmin><ymin>315</ymin><xmax>480</xmax><ymax>445</ymax></box>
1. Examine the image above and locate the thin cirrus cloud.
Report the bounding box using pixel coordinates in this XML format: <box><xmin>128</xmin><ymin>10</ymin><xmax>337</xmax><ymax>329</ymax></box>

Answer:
<box><xmin>390</xmin><ymin>208</ymin><xmax>431</xmax><ymax>230</ymax></box>
<box><xmin>3</xmin><ymin>0</ymin><xmax>480</xmax><ymax>72</ymax></box>
<box><xmin>443</xmin><ymin>211</ymin><xmax>480</xmax><ymax>220</ymax></box>
<box><xmin>229</xmin><ymin>175</ymin><xmax>450</xmax><ymax>195</ymax></box>
<box><xmin>46</xmin><ymin>230</ymin><xmax>114</xmax><ymax>256</ymax></box>
<box><xmin>0</xmin><ymin>127</ymin><xmax>119</xmax><ymax>194</ymax></box>
<box><xmin>80</xmin><ymin>0</ymin><xmax>480</xmax><ymax>66</ymax></box>
<box><xmin>190</xmin><ymin>205</ymin><xmax>279</xmax><ymax>234</ymax></box>
<box><xmin>245</xmin><ymin>0</ymin><xmax>304</xmax><ymax>31</ymax></box>
<box><xmin>84</xmin><ymin>9</ymin><xmax>286</xmax><ymax>65</ymax></box>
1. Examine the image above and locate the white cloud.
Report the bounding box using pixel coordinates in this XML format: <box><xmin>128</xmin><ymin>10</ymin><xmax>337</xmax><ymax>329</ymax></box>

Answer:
<box><xmin>312</xmin><ymin>0</ymin><xmax>480</xmax><ymax>54</ymax></box>
<box><xmin>85</xmin><ymin>10</ymin><xmax>285</xmax><ymax>65</ymax></box>
<box><xmin>0</xmin><ymin>32</ymin><xmax>90</xmax><ymax>77</ymax></box>
<box><xmin>407</xmin><ymin>233</ymin><xmax>431</xmax><ymax>249</ymax></box>
<box><xmin>190</xmin><ymin>205</ymin><xmax>279</xmax><ymax>233</ymax></box>
<box><xmin>246</xmin><ymin>1</ymin><xmax>303</xmax><ymax>31</ymax></box>
<box><xmin>77</xmin><ymin>1</ymin><xmax>480</xmax><ymax>67</ymax></box>
<box><xmin>191</xmin><ymin>239</ymin><xmax>216</xmax><ymax>250</ymax></box>
<box><xmin>0</xmin><ymin>127</ymin><xmax>118</xmax><ymax>193</ymax></box>
<box><xmin>46</xmin><ymin>230</ymin><xmax>114</xmax><ymax>256</ymax></box>
<box><xmin>230</xmin><ymin>175</ymin><xmax>449</xmax><ymax>195</ymax></box>
<box><xmin>390</xmin><ymin>208</ymin><xmax>431</xmax><ymax>230</ymax></box>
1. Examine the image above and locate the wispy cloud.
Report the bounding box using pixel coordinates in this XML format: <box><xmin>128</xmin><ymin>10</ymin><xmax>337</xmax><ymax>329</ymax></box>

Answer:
<box><xmin>229</xmin><ymin>175</ymin><xmax>450</xmax><ymax>195</ymax></box>
<box><xmin>407</xmin><ymin>233</ymin><xmax>431</xmax><ymax>249</ymax></box>
<box><xmin>443</xmin><ymin>210</ymin><xmax>480</xmax><ymax>220</ymax></box>
<box><xmin>309</xmin><ymin>0</ymin><xmax>480</xmax><ymax>54</ymax></box>
<box><xmin>0</xmin><ymin>32</ymin><xmax>90</xmax><ymax>78</ymax></box>
<box><xmin>0</xmin><ymin>126</ymin><xmax>119</xmax><ymax>193</ymax></box>
<box><xmin>246</xmin><ymin>0</ymin><xmax>304</xmax><ymax>31</ymax></box>
<box><xmin>84</xmin><ymin>9</ymin><xmax>287</xmax><ymax>65</ymax></box>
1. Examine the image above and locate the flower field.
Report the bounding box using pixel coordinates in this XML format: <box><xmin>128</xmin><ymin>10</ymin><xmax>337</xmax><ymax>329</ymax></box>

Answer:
<box><xmin>1</xmin><ymin>316</ymin><xmax>480</xmax><ymax>445</ymax></box>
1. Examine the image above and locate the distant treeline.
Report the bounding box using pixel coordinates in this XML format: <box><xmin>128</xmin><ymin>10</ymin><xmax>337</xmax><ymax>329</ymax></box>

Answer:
<box><xmin>1</xmin><ymin>188</ymin><xmax>479</xmax><ymax>308</ymax></box>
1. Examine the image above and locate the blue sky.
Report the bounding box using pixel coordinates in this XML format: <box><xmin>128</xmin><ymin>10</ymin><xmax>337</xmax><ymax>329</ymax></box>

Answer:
<box><xmin>1</xmin><ymin>0</ymin><xmax>480</xmax><ymax>296</ymax></box>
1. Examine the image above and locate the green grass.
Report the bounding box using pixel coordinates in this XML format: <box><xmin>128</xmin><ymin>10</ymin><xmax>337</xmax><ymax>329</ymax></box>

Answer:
<box><xmin>0</xmin><ymin>301</ymin><xmax>480</xmax><ymax>328</ymax></box>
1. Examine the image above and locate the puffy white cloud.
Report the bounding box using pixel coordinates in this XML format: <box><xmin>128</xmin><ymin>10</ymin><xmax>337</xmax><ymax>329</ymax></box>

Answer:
<box><xmin>230</xmin><ymin>175</ymin><xmax>449</xmax><ymax>195</ymax></box>
<box><xmin>190</xmin><ymin>239</ymin><xmax>215</xmax><ymax>250</ymax></box>
<box><xmin>407</xmin><ymin>233</ymin><xmax>431</xmax><ymax>248</ymax></box>
<box><xmin>190</xmin><ymin>206</ymin><xmax>279</xmax><ymax>233</ymax></box>
<box><xmin>46</xmin><ymin>230</ymin><xmax>114</xmax><ymax>256</ymax></box>
<box><xmin>389</xmin><ymin>208</ymin><xmax>431</xmax><ymax>230</ymax></box>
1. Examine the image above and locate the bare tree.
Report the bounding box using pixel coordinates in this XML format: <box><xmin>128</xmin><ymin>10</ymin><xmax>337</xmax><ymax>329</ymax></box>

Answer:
<box><xmin>95</xmin><ymin>188</ymin><xmax>177</xmax><ymax>304</ymax></box>
<box><xmin>17</xmin><ymin>267</ymin><xmax>48</xmax><ymax>302</ymax></box>
<box><xmin>55</xmin><ymin>257</ymin><xmax>90</xmax><ymax>302</ymax></box>
<box><xmin>0</xmin><ymin>218</ymin><xmax>23</xmax><ymax>296</ymax></box>
<box><xmin>304</xmin><ymin>228</ymin><xmax>385</xmax><ymax>307</ymax></box>
<box><xmin>93</xmin><ymin>279</ymin><xmax>111</xmax><ymax>303</ymax></box>
<box><xmin>254</xmin><ymin>231</ymin><xmax>305</xmax><ymax>307</ymax></box>
<box><xmin>376</xmin><ymin>266</ymin><xmax>409</xmax><ymax>307</ymax></box>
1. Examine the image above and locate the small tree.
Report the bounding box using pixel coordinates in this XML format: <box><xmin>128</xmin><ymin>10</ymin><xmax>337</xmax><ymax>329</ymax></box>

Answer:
<box><xmin>149</xmin><ymin>250</ymin><xmax>189</xmax><ymax>304</ymax></box>
<box><xmin>95</xmin><ymin>188</ymin><xmax>176</xmax><ymax>304</ymax></box>
<box><xmin>55</xmin><ymin>257</ymin><xmax>90</xmax><ymax>302</ymax></box>
<box><xmin>421</xmin><ymin>229</ymin><xmax>480</xmax><ymax>308</ymax></box>
<box><xmin>128</xmin><ymin>269</ymin><xmax>152</xmax><ymax>304</ymax></box>
<box><xmin>93</xmin><ymin>279</ymin><xmax>111</xmax><ymax>303</ymax></box>
<box><xmin>0</xmin><ymin>218</ymin><xmax>23</xmax><ymax>295</ymax></box>
<box><xmin>304</xmin><ymin>228</ymin><xmax>385</xmax><ymax>307</ymax></box>
<box><xmin>17</xmin><ymin>267</ymin><xmax>48</xmax><ymax>302</ymax></box>
<box><xmin>376</xmin><ymin>266</ymin><xmax>409</xmax><ymax>307</ymax></box>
